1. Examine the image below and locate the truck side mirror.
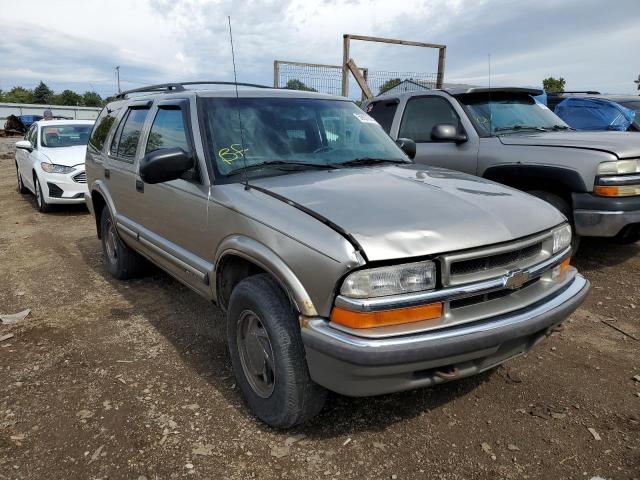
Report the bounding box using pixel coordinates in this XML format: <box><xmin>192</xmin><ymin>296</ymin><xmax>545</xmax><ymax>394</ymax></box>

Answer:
<box><xmin>139</xmin><ymin>147</ymin><xmax>194</xmax><ymax>184</ymax></box>
<box><xmin>431</xmin><ymin>124</ymin><xmax>468</xmax><ymax>144</ymax></box>
<box><xmin>395</xmin><ymin>137</ymin><xmax>416</xmax><ymax>159</ymax></box>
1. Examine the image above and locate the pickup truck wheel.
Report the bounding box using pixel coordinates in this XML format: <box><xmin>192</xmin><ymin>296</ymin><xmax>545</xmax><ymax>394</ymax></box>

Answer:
<box><xmin>227</xmin><ymin>273</ymin><xmax>327</xmax><ymax>428</ymax></box>
<box><xmin>100</xmin><ymin>208</ymin><xmax>147</xmax><ymax>279</ymax></box>
<box><xmin>528</xmin><ymin>190</ymin><xmax>581</xmax><ymax>253</ymax></box>
<box><xmin>16</xmin><ymin>164</ymin><xmax>28</xmax><ymax>194</ymax></box>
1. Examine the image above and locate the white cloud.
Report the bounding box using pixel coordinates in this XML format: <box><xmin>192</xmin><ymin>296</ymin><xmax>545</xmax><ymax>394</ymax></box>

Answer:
<box><xmin>0</xmin><ymin>0</ymin><xmax>639</xmax><ymax>96</ymax></box>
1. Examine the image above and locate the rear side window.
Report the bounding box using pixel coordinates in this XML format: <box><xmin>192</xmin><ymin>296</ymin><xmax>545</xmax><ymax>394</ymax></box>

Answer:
<box><xmin>89</xmin><ymin>107</ymin><xmax>118</xmax><ymax>152</ymax></box>
<box><xmin>110</xmin><ymin>108</ymin><xmax>149</xmax><ymax>160</ymax></box>
<box><xmin>146</xmin><ymin>108</ymin><xmax>189</xmax><ymax>153</ymax></box>
<box><xmin>399</xmin><ymin>97</ymin><xmax>460</xmax><ymax>142</ymax></box>
<box><xmin>366</xmin><ymin>100</ymin><xmax>398</xmax><ymax>133</ymax></box>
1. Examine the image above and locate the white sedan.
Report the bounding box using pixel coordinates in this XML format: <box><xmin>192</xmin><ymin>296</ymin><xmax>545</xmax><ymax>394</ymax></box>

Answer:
<box><xmin>15</xmin><ymin>119</ymin><xmax>95</xmax><ymax>212</ymax></box>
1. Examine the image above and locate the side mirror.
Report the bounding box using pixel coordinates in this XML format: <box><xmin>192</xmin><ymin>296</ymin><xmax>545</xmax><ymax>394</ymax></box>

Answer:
<box><xmin>395</xmin><ymin>137</ymin><xmax>416</xmax><ymax>160</ymax></box>
<box><xmin>16</xmin><ymin>140</ymin><xmax>33</xmax><ymax>152</ymax></box>
<box><xmin>431</xmin><ymin>124</ymin><xmax>468</xmax><ymax>144</ymax></box>
<box><xmin>139</xmin><ymin>147</ymin><xmax>194</xmax><ymax>184</ymax></box>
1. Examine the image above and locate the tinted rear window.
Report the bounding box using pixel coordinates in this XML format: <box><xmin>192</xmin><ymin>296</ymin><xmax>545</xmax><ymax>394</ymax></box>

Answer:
<box><xmin>366</xmin><ymin>100</ymin><xmax>398</xmax><ymax>133</ymax></box>
<box><xmin>110</xmin><ymin>108</ymin><xmax>149</xmax><ymax>159</ymax></box>
<box><xmin>89</xmin><ymin>107</ymin><xmax>118</xmax><ymax>152</ymax></box>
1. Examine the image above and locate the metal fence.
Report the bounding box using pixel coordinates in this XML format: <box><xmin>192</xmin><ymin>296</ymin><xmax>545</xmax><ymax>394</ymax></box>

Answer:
<box><xmin>0</xmin><ymin>102</ymin><xmax>101</xmax><ymax>123</ymax></box>
<box><xmin>274</xmin><ymin>61</ymin><xmax>437</xmax><ymax>98</ymax></box>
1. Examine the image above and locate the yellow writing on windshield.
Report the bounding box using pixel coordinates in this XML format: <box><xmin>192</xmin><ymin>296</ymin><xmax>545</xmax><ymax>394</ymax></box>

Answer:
<box><xmin>219</xmin><ymin>144</ymin><xmax>249</xmax><ymax>164</ymax></box>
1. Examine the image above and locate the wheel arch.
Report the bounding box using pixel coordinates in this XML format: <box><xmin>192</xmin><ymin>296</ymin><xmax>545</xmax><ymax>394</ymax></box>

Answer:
<box><xmin>89</xmin><ymin>182</ymin><xmax>116</xmax><ymax>239</ymax></box>
<box><xmin>483</xmin><ymin>164</ymin><xmax>587</xmax><ymax>203</ymax></box>
<box><xmin>214</xmin><ymin>235</ymin><xmax>318</xmax><ymax>317</ymax></box>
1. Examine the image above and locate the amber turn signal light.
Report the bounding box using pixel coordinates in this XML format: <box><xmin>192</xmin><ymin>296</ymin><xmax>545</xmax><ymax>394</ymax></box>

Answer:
<box><xmin>330</xmin><ymin>302</ymin><xmax>443</xmax><ymax>329</ymax></box>
<box><xmin>560</xmin><ymin>257</ymin><xmax>571</xmax><ymax>273</ymax></box>
<box><xmin>593</xmin><ymin>185</ymin><xmax>619</xmax><ymax>197</ymax></box>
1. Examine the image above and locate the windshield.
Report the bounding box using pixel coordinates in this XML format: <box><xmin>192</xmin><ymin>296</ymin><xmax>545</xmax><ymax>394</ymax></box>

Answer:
<box><xmin>199</xmin><ymin>97</ymin><xmax>408</xmax><ymax>177</ymax></box>
<box><xmin>458</xmin><ymin>93</ymin><xmax>569</xmax><ymax>136</ymax></box>
<box><xmin>41</xmin><ymin>124</ymin><xmax>93</xmax><ymax>148</ymax></box>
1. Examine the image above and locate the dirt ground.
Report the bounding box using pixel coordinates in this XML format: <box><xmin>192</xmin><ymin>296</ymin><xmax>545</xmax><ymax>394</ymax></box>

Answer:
<box><xmin>0</xmin><ymin>135</ymin><xmax>638</xmax><ymax>480</ymax></box>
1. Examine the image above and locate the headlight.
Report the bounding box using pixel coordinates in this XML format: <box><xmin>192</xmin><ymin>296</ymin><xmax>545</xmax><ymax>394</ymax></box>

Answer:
<box><xmin>340</xmin><ymin>260</ymin><xmax>436</xmax><ymax>298</ymax></box>
<box><xmin>41</xmin><ymin>162</ymin><xmax>75</xmax><ymax>174</ymax></box>
<box><xmin>552</xmin><ymin>224</ymin><xmax>572</xmax><ymax>253</ymax></box>
<box><xmin>597</xmin><ymin>160</ymin><xmax>639</xmax><ymax>175</ymax></box>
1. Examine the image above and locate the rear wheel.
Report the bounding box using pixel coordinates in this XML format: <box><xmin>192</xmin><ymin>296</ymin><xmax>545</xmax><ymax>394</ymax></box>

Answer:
<box><xmin>100</xmin><ymin>207</ymin><xmax>147</xmax><ymax>279</ymax></box>
<box><xmin>528</xmin><ymin>190</ymin><xmax>581</xmax><ymax>252</ymax></box>
<box><xmin>34</xmin><ymin>175</ymin><xmax>52</xmax><ymax>213</ymax></box>
<box><xmin>16</xmin><ymin>163</ymin><xmax>28</xmax><ymax>194</ymax></box>
<box><xmin>227</xmin><ymin>274</ymin><xmax>327</xmax><ymax>428</ymax></box>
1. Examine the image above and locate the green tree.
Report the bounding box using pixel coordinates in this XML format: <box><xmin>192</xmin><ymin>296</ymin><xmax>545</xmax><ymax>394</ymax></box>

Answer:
<box><xmin>379</xmin><ymin>78</ymin><xmax>402</xmax><ymax>94</ymax></box>
<box><xmin>5</xmin><ymin>86</ymin><xmax>34</xmax><ymax>104</ymax></box>
<box><xmin>83</xmin><ymin>91</ymin><xmax>103</xmax><ymax>107</ymax></box>
<box><xmin>285</xmin><ymin>79</ymin><xmax>317</xmax><ymax>92</ymax></box>
<box><xmin>58</xmin><ymin>89</ymin><xmax>83</xmax><ymax>106</ymax></box>
<box><xmin>542</xmin><ymin>76</ymin><xmax>566</xmax><ymax>93</ymax></box>
<box><xmin>33</xmin><ymin>81</ymin><xmax>54</xmax><ymax>104</ymax></box>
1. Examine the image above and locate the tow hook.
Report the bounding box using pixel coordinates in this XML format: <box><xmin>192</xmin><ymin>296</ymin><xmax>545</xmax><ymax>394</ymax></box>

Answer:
<box><xmin>435</xmin><ymin>366</ymin><xmax>460</xmax><ymax>381</ymax></box>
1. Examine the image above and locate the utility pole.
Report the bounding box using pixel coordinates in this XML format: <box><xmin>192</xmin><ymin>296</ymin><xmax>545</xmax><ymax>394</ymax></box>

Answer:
<box><xmin>115</xmin><ymin>66</ymin><xmax>121</xmax><ymax>94</ymax></box>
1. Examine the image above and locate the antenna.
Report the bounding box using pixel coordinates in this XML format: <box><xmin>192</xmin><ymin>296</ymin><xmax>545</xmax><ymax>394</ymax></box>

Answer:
<box><xmin>228</xmin><ymin>16</ymin><xmax>250</xmax><ymax>190</ymax></box>
<box><xmin>488</xmin><ymin>54</ymin><xmax>492</xmax><ymax>135</ymax></box>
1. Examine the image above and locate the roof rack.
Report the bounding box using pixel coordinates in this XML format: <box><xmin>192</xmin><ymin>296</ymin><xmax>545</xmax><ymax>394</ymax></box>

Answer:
<box><xmin>114</xmin><ymin>81</ymin><xmax>272</xmax><ymax>99</ymax></box>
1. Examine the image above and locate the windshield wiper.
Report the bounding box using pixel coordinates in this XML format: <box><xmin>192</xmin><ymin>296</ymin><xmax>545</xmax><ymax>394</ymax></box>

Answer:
<box><xmin>494</xmin><ymin>125</ymin><xmax>547</xmax><ymax>133</ymax></box>
<box><xmin>339</xmin><ymin>157</ymin><xmax>410</xmax><ymax>167</ymax></box>
<box><xmin>227</xmin><ymin>160</ymin><xmax>339</xmax><ymax>175</ymax></box>
<box><xmin>548</xmin><ymin>124</ymin><xmax>572</xmax><ymax>131</ymax></box>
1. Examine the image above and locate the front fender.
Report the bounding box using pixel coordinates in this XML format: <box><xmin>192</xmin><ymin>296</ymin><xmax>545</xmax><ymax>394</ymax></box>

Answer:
<box><xmin>214</xmin><ymin>235</ymin><xmax>318</xmax><ymax>317</ymax></box>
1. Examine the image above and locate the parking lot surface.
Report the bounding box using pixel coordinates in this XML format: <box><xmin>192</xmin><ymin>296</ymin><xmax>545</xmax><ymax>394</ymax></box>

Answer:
<box><xmin>0</xmin><ymin>136</ymin><xmax>638</xmax><ymax>479</ymax></box>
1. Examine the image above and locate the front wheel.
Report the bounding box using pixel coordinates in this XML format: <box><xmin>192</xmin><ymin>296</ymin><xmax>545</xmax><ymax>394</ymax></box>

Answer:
<box><xmin>227</xmin><ymin>274</ymin><xmax>327</xmax><ymax>428</ymax></box>
<box><xmin>34</xmin><ymin>175</ymin><xmax>52</xmax><ymax>213</ymax></box>
<box><xmin>528</xmin><ymin>190</ymin><xmax>581</xmax><ymax>253</ymax></box>
<box><xmin>16</xmin><ymin>164</ymin><xmax>28</xmax><ymax>194</ymax></box>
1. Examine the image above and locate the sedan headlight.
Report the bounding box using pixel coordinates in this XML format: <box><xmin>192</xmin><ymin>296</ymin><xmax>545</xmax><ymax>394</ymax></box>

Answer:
<box><xmin>41</xmin><ymin>162</ymin><xmax>75</xmax><ymax>174</ymax></box>
<box><xmin>552</xmin><ymin>223</ymin><xmax>572</xmax><ymax>253</ymax></box>
<box><xmin>340</xmin><ymin>260</ymin><xmax>436</xmax><ymax>298</ymax></box>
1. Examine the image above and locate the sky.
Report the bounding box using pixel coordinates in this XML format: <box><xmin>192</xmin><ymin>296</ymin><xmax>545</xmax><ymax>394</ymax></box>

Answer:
<box><xmin>1</xmin><ymin>0</ymin><xmax>639</xmax><ymax>99</ymax></box>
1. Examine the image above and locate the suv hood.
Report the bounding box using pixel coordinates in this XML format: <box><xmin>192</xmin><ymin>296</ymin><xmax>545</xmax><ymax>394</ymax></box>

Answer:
<box><xmin>40</xmin><ymin>145</ymin><xmax>87</xmax><ymax>167</ymax></box>
<box><xmin>251</xmin><ymin>165</ymin><xmax>565</xmax><ymax>262</ymax></box>
<box><xmin>498</xmin><ymin>131</ymin><xmax>640</xmax><ymax>158</ymax></box>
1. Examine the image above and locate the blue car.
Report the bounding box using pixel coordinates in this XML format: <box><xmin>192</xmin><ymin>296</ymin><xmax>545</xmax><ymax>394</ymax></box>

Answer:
<box><xmin>547</xmin><ymin>92</ymin><xmax>640</xmax><ymax>132</ymax></box>
<box><xmin>18</xmin><ymin>115</ymin><xmax>43</xmax><ymax>128</ymax></box>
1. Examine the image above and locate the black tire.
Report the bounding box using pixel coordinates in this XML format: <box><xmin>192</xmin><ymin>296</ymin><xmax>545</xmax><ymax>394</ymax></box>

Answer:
<box><xmin>227</xmin><ymin>273</ymin><xmax>327</xmax><ymax>428</ymax></box>
<box><xmin>34</xmin><ymin>175</ymin><xmax>52</xmax><ymax>213</ymax></box>
<box><xmin>100</xmin><ymin>207</ymin><xmax>147</xmax><ymax>279</ymax></box>
<box><xmin>16</xmin><ymin>164</ymin><xmax>28</xmax><ymax>194</ymax></box>
<box><xmin>528</xmin><ymin>190</ymin><xmax>581</xmax><ymax>253</ymax></box>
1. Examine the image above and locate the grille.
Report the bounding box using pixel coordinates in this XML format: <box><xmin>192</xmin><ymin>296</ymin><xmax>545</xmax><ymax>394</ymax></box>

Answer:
<box><xmin>73</xmin><ymin>172</ymin><xmax>87</xmax><ymax>184</ymax></box>
<box><xmin>46</xmin><ymin>182</ymin><xmax>64</xmax><ymax>198</ymax></box>
<box><xmin>450</xmin><ymin>278</ymin><xmax>540</xmax><ymax>309</ymax></box>
<box><xmin>450</xmin><ymin>242</ymin><xmax>542</xmax><ymax>277</ymax></box>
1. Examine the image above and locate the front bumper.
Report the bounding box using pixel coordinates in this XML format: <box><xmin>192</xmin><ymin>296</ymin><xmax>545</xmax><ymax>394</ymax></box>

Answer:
<box><xmin>40</xmin><ymin>169</ymin><xmax>88</xmax><ymax>204</ymax></box>
<box><xmin>301</xmin><ymin>274</ymin><xmax>589</xmax><ymax>397</ymax></box>
<box><xmin>573</xmin><ymin>192</ymin><xmax>640</xmax><ymax>237</ymax></box>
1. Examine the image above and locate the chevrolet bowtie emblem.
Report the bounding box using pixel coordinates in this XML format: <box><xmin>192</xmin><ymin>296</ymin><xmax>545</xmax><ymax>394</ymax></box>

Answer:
<box><xmin>505</xmin><ymin>270</ymin><xmax>529</xmax><ymax>290</ymax></box>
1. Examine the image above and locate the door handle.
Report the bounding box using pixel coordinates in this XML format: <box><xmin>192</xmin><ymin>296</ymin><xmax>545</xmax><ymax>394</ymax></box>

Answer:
<box><xmin>135</xmin><ymin>180</ymin><xmax>144</xmax><ymax>193</ymax></box>
<box><xmin>104</xmin><ymin>168</ymin><xmax>110</xmax><ymax>179</ymax></box>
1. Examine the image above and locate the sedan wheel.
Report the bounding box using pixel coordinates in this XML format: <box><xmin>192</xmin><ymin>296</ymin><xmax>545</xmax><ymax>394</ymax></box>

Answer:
<box><xmin>16</xmin><ymin>164</ymin><xmax>28</xmax><ymax>194</ymax></box>
<box><xmin>34</xmin><ymin>176</ymin><xmax>52</xmax><ymax>213</ymax></box>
